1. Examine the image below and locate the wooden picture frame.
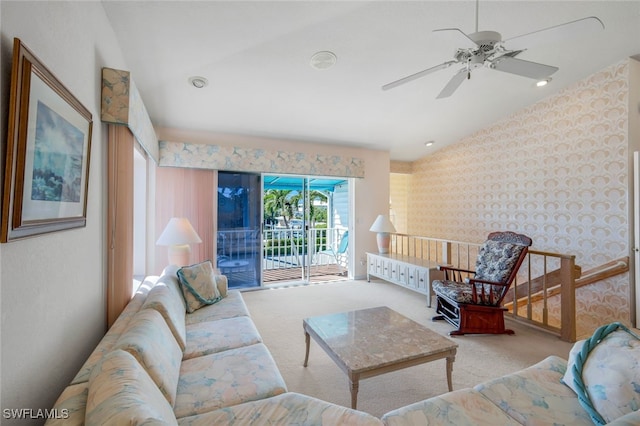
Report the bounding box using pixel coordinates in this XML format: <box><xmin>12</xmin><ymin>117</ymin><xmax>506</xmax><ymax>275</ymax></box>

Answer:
<box><xmin>1</xmin><ymin>38</ymin><xmax>93</xmax><ymax>242</ymax></box>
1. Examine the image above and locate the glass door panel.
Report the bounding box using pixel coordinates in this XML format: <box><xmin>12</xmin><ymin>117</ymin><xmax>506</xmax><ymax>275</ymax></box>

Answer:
<box><xmin>262</xmin><ymin>176</ymin><xmax>306</xmax><ymax>284</ymax></box>
<box><xmin>262</xmin><ymin>174</ymin><xmax>349</xmax><ymax>284</ymax></box>
<box><xmin>217</xmin><ymin>172</ymin><xmax>262</xmax><ymax>289</ymax></box>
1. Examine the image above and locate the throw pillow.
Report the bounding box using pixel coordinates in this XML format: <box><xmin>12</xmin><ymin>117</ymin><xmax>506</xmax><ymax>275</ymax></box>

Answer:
<box><xmin>562</xmin><ymin>322</ymin><xmax>640</xmax><ymax>425</ymax></box>
<box><xmin>176</xmin><ymin>261</ymin><xmax>224</xmax><ymax>313</ymax></box>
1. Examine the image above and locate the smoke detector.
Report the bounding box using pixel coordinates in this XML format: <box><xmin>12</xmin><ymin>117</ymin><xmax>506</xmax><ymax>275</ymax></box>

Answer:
<box><xmin>188</xmin><ymin>76</ymin><xmax>209</xmax><ymax>89</ymax></box>
<box><xmin>310</xmin><ymin>51</ymin><xmax>337</xmax><ymax>70</ymax></box>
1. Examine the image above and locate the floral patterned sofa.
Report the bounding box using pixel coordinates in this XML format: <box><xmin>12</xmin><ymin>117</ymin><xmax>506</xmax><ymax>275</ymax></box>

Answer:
<box><xmin>47</xmin><ymin>262</ymin><xmax>640</xmax><ymax>426</ymax></box>
<box><xmin>46</xmin><ymin>264</ymin><xmax>381</xmax><ymax>425</ymax></box>
<box><xmin>382</xmin><ymin>322</ymin><xmax>640</xmax><ymax>426</ymax></box>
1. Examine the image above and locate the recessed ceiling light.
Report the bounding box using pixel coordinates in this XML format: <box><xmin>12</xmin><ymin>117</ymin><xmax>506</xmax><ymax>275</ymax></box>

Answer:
<box><xmin>188</xmin><ymin>76</ymin><xmax>209</xmax><ymax>89</ymax></box>
<box><xmin>310</xmin><ymin>51</ymin><xmax>337</xmax><ymax>70</ymax></box>
<box><xmin>536</xmin><ymin>78</ymin><xmax>551</xmax><ymax>87</ymax></box>
<box><xmin>424</xmin><ymin>141</ymin><xmax>434</xmax><ymax>147</ymax></box>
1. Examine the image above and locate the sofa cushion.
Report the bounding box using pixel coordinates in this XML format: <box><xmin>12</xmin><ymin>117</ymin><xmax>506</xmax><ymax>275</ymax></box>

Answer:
<box><xmin>381</xmin><ymin>388</ymin><xmax>521</xmax><ymax>426</ymax></box>
<box><xmin>86</xmin><ymin>350</ymin><xmax>177</xmax><ymax>425</ymax></box>
<box><xmin>112</xmin><ymin>309</ymin><xmax>183</xmax><ymax>407</ymax></box>
<box><xmin>177</xmin><ymin>261</ymin><xmax>224</xmax><ymax>313</ymax></box>
<box><xmin>71</xmin><ymin>278</ymin><xmax>154</xmax><ymax>384</ymax></box>
<box><xmin>142</xmin><ymin>276</ymin><xmax>188</xmax><ymax>351</ymax></box>
<box><xmin>185</xmin><ymin>290</ymin><xmax>249</xmax><ymax>324</ymax></box>
<box><xmin>44</xmin><ymin>383</ymin><xmax>88</xmax><ymax>426</ymax></box>
<box><xmin>606</xmin><ymin>409</ymin><xmax>640</xmax><ymax>425</ymax></box>
<box><xmin>177</xmin><ymin>392</ymin><xmax>383</xmax><ymax>425</ymax></box>
<box><xmin>174</xmin><ymin>343</ymin><xmax>287</xmax><ymax>418</ymax></box>
<box><xmin>562</xmin><ymin>323</ymin><xmax>640</xmax><ymax>424</ymax></box>
<box><xmin>475</xmin><ymin>355</ymin><xmax>593</xmax><ymax>425</ymax></box>
<box><xmin>184</xmin><ymin>316</ymin><xmax>263</xmax><ymax>359</ymax></box>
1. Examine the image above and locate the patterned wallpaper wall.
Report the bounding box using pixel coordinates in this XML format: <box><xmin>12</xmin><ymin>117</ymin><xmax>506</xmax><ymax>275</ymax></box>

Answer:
<box><xmin>390</xmin><ymin>173</ymin><xmax>409</xmax><ymax>234</ymax></box>
<box><xmin>408</xmin><ymin>60</ymin><xmax>631</xmax><ymax>336</ymax></box>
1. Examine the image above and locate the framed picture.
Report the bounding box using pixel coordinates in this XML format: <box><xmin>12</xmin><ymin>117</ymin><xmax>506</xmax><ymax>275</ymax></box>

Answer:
<box><xmin>1</xmin><ymin>38</ymin><xmax>93</xmax><ymax>242</ymax></box>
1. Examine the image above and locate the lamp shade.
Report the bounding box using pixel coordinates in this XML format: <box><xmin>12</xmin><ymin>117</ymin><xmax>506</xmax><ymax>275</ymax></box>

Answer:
<box><xmin>156</xmin><ymin>217</ymin><xmax>202</xmax><ymax>246</ymax></box>
<box><xmin>369</xmin><ymin>215</ymin><xmax>396</xmax><ymax>233</ymax></box>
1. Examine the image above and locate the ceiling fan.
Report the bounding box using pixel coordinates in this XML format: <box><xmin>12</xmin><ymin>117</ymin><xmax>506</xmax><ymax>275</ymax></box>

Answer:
<box><xmin>382</xmin><ymin>1</ymin><xmax>604</xmax><ymax>98</ymax></box>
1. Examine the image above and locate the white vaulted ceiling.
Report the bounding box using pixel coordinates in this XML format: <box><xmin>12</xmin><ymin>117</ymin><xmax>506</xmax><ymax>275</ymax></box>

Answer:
<box><xmin>101</xmin><ymin>1</ymin><xmax>640</xmax><ymax>161</ymax></box>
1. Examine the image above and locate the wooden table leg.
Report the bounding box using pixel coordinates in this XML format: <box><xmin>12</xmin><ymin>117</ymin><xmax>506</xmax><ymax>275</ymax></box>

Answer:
<box><xmin>446</xmin><ymin>354</ymin><xmax>455</xmax><ymax>391</ymax></box>
<box><xmin>303</xmin><ymin>331</ymin><xmax>310</xmax><ymax>367</ymax></box>
<box><xmin>349</xmin><ymin>374</ymin><xmax>360</xmax><ymax>409</ymax></box>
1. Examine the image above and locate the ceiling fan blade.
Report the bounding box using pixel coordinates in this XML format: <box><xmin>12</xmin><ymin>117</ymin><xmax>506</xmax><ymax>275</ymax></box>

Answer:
<box><xmin>491</xmin><ymin>56</ymin><xmax>559</xmax><ymax>79</ymax></box>
<box><xmin>382</xmin><ymin>60</ymin><xmax>457</xmax><ymax>91</ymax></box>
<box><xmin>504</xmin><ymin>16</ymin><xmax>604</xmax><ymax>51</ymax></box>
<box><xmin>436</xmin><ymin>68</ymin><xmax>467</xmax><ymax>99</ymax></box>
<box><xmin>433</xmin><ymin>28</ymin><xmax>477</xmax><ymax>48</ymax></box>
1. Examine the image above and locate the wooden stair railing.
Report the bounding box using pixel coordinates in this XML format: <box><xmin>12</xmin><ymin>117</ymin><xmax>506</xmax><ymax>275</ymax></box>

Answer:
<box><xmin>504</xmin><ymin>256</ymin><xmax>629</xmax><ymax>341</ymax></box>
<box><xmin>389</xmin><ymin>234</ymin><xmax>629</xmax><ymax>342</ymax></box>
<box><xmin>506</xmin><ymin>257</ymin><xmax>628</xmax><ymax>307</ymax></box>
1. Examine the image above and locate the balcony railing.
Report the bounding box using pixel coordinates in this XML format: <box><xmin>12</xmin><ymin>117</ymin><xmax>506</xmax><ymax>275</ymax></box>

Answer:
<box><xmin>217</xmin><ymin>227</ymin><xmax>348</xmax><ymax>273</ymax></box>
<box><xmin>389</xmin><ymin>233</ymin><xmax>621</xmax><ymax>342</ymax></box>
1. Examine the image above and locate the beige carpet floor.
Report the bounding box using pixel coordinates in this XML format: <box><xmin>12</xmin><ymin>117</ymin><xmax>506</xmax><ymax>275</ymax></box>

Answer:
<box><xmin>243</xmin><ymin>278</ymin><xmax>574</xmax><ymax>418</ymax></box>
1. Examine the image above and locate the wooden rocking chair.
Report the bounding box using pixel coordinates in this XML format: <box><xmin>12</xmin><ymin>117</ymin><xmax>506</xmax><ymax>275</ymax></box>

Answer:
<box><xmin>432</xmin><ymin>231</ymin><xmax>532</xmax><ymax>336</ymax></box>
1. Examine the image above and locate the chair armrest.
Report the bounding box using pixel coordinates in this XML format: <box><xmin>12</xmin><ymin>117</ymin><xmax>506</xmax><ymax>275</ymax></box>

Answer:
<box><xmin>437</xmin><ymin>264</ymin><xmax>475</xmax><ymax>274</ymax></box>
<box><xmin>465</xmin><ymin>277</ymin><xmax>509</xmax><ymax>287</ymax></box>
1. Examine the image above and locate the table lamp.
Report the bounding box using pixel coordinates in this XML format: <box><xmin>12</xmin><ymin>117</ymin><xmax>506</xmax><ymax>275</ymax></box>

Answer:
<box><xmin>369</xmin><ymin>214</ymin><xmax>396</xmax><ymax>254</ymax></box>
<box><xmin>156</xmin><ymin>217</ymin><xmax>202</xmax><ymax>266</ymax></box>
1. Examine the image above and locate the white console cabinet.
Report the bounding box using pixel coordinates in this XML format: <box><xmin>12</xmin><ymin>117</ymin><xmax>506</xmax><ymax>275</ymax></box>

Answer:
<box><xmin>366</xmin><ymin>252</ymin><xmax>444</xmax><ymax>307</ymax></box>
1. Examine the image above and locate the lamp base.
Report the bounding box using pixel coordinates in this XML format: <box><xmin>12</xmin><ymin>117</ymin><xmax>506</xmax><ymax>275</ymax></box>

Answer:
<box><xmin>168</xmin><ymin>244</ymin><xmax>192</xmax><ymax>267</ymax></box>
<box><xmin>376</xmin><ymin>232</ymin><xmax>391</xmax><ymax>254</ymax></box>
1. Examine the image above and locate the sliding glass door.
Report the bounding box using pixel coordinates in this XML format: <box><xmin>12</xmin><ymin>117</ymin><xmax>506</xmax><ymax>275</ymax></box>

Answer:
<box><xmin>216</xmin><ymin>171</ymin><xmax>350</xmax><ymax>288</ymax></box>
<box><xmin>216</xmin><ymin>172</ymin><xmax>262</xmax><ymax>289</ymax></box>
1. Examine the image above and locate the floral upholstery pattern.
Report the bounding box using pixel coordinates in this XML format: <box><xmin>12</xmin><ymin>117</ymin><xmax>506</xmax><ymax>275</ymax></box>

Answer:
<box><xmin>562</xmin><ymin>326</ymin><xmax>640</xmax><ymax>424</ymax></box>
<box><xmin>112</xmin><ymin>309</ymin><xmax>183</xmax><ymax>407</ymax></box>
<box><xmin>607</xmin><ymin>410</ymin><xmax>640</xmax><ymax>425</ymax></box>
<box><xmin>432</xmin><ymin>237</ymin><xmax>527</xmax><ymax>306</ymax></box>
<box><xmin>382</xmin><ymin>388</ymin><xmax>521</xmax><ymax>426</ymax></box>
<box><xmin>174</xmin><ymin>343</ymin><xmax>287</xmax><ymax>418</ymax></box>
<box><xmin>185</xmin><ymin>290</ymin><xmax>249</xmax><ymax>324</ymax></box>
<box><xmin>432</xmin><ymin>280</ymin><xmax>495</xmax><ymax>304</ymax></box>
<box><xmin>475</xmin><ymin>355</ymin><xmax>593</xmax><ymax>425</ymax></box>
<box><xmin>142</xmin><ymin>278</ymin><xmax>188</xmax><ymax>351</ymax></box>
<box><xmin>184</xmin><ymin>316</ymin><xmax>262</xmax><ymax>360</ymax></box>
<box><xmin>71</xmin><ymin>280</ymin><xmax>153</xmax><ymax>384</ymax></box>
<box><xmin>45</xmin><ymin>383</ymin><xmax>88</xmax><ymax>426</ymax></box>
<box><xmin>178</xmin><ymin>392</ymin><xmax>383</xmax><ymax>425</ymax></box>
<box><xmin>86</xmin><ymin>350</ymin><xmax>177</xmax><ymax>425</ymax></box>
<box><xmin>474</xmin><ymin>241</ymin><xmax>525</xmax><ymax>284</ymax></box>
<box><xmin>177</xmin><ymin>261</ymin><xmax>224</xmax><ymax>313</ymax></box>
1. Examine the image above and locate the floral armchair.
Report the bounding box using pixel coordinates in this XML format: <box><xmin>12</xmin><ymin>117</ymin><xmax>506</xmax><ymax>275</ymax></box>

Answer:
<box><xmin>432</xmin><ymin>231</ymin><xmax>532</xmax><ymax>336</ymax></box>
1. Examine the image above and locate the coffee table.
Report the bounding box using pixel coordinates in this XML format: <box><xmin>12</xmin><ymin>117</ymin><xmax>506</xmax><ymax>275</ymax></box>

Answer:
<box><xmin>303</xmin><ymin>306</ymin><xmax>457</xmax><ymax>409</ymax></box>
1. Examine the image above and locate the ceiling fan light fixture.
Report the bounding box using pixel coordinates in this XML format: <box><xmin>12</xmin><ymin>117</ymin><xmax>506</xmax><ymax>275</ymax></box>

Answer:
<box><xmin>424</xmin><ymin>141</ymin><xmax>434</xmax><ymax>147</ymax></box>
<box><xmin>536</xmin><ymin>78</ymin><xmax>551</xmax><ymax>87</ymax></box>
<box><xmin>188</xmin><ymin>76</ymin><xmax>209</xmax><ymax>89</ymax></box>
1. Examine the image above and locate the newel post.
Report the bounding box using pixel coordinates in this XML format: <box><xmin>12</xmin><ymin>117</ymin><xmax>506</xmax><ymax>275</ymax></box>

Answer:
<box><xmin>560</xmin><ymin>255</ymin><xmax>577</xmax><ymax>342</ymax></box>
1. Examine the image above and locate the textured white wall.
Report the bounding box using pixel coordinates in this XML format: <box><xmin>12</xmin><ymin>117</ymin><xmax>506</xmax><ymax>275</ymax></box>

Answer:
<box><xmin>409</xmin><ymin>60</ymin><xmax>635</xmax><ymax>336</ymax></box>
<box><xmin>0</xmin><ymin>2</ymin><xmax>128</xmax><ymax>421</ymax></box>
